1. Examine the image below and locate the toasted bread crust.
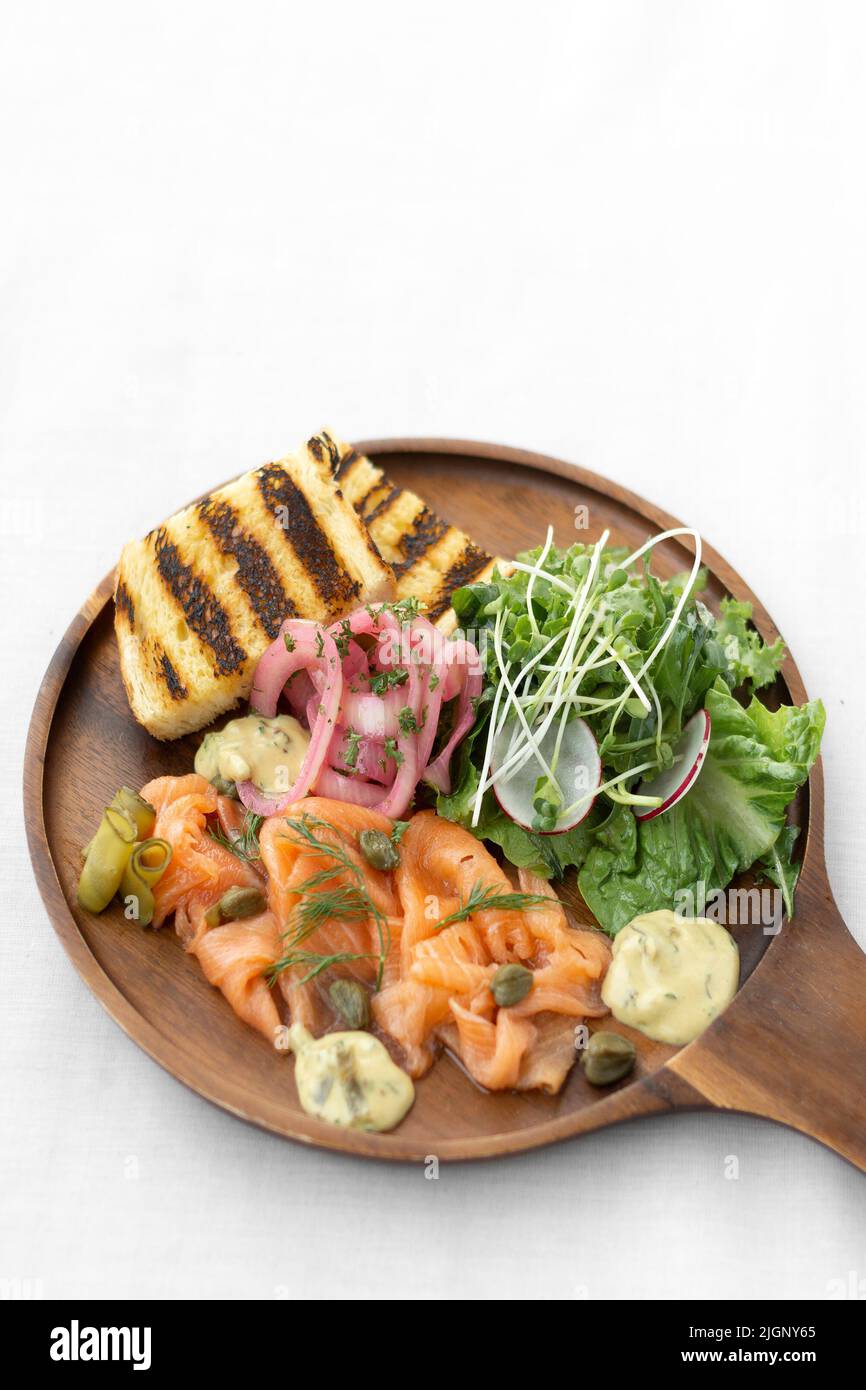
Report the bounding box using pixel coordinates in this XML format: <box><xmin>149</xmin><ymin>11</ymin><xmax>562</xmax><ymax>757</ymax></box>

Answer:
<box><xmin>114</xmin><ymin>430</ymin><xmax>500</xmax><ymax>740</ymax></box>
<box><xmin>114</xmin><ymin>430</ymin><xmax>394</xmax><ymax>739</ymax></box>
<box><xmin>331</xmin><ymin>444</ymin><xmax>494</xmax><ymax>621</ymax></box>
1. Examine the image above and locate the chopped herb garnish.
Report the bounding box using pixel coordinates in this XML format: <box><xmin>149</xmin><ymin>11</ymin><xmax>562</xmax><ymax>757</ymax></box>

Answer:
<box><xmin>397</xmin><ymin>705</ymin><xmax>424</xmax><ymax>735</ymax></box>
<box><xmin>390</xmin><ymin>596</ymin><xmax>421</xmax><ymax>620</ymax></box>
<box><xmin>343</xmin><ymin>728</ymin><xmax>362</xmax><ymax>770</ymax></box>
<box><xmin>333</xmin><ymin>619</ymin><xmax>353</xmax><ymax>658</ymax></box>
<box><xmin>370</xmin><ymin>666</ymin><xmax>409</xmax><ymax>696</ymax></box>
<box><xmin>381</xmin><ymin>737</ymin><xmax>404</xmax><ymax>768</ymax></box>
<box><xmin>390</xmin><ymin>820</ymin><xmax>410</xmax><ymax>845</ymax></box>
<box><xmin>268</xmin><ymin>948</ymin><xmax>377</xmax><ymax>987</ymax></box>
<box><xmin>283</xmin><ymin>632</ymin><xmax>295</xmax><ymax>653</ymax></box>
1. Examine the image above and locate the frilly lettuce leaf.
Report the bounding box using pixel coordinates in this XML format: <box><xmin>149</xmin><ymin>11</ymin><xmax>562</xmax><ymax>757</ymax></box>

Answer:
<box><xmin>754</xmin><ymin>825</ymin><xmax>801</xmax><ymax>920</ymax></box>
<box><xmin>716</xmin><ymin>598</ymin><xmax>786</xmax><ymax>689</ymax></box>
<box><xmin>577</xmin><ymin>680</ymin><xmax>825</xmax><ymax>934</ymax></box>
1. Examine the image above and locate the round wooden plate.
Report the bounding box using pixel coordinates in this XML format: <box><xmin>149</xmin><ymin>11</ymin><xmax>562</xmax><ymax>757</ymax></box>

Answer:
<box><xmin>24</xmin><ymin>439</ymin><xmax>866</xmax><ymax>1166</ymax></box>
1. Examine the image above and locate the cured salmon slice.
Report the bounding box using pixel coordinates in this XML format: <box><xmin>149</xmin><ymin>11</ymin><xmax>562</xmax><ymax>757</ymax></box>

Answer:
<box><xmin>372</xmin><ymin>979</ymin><xmax>446</xmax><ymax>1077</ymax></box>
<box><xmin>258</xmin><ymin>798</ymin><xmax>401</xmax><ymax>1036</ymax></box>
<box><xmin>409</xmin><ymin>922</ymin><xmax>494</xmax><ymax>995</ymax></box>
<box><xmin>192</xmin><ymin>912</ymin><xmax>282</xmax><ymax>1041</ymax></box>
<box><xmin>136</xmin><ymin>775</ymin><xmax>283</xmax><ymax>1040</ymax></box>
<box><xmin>448</xmin><ymin>1001</ymin><xmax>537</xmax><ymax>1091</ymax></box>
<box><xmin>516</xmin><ymin>868</ymin><xmax>610</xmax><ymax>1003</ymax></box>
<box><xmin>396</xmin><ymin>812</ymin><xmax>535</xmax><ymax>964</ymax></box>
<box><xmin>515</xmin><ymin>1014</ymin><xmax>582</xmax><ymax>1094</ymax></box>
<box><xmin>137</xmin><ymin>780</ymin><xmax>612</xmax><ymax>1095</ymax></box>
<box><xmin>379</xmin><ymin>822</ymin><xmax>610</xmax><ymax>1087</ymax></box>
<box><xmin>259</xmin><ymin>799</ymin><xmax>399</xmax><ymax>924</ymax></box>
<box><xmin>141</xmin><ymin>774</ymin><xmax>261</xmax><ymax>939</ymax></box>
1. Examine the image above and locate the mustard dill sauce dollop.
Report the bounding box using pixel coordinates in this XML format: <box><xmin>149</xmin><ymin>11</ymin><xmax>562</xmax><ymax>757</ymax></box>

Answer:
<box><xmin>285</xmin><ymin>1023</ymin><xmax>414</xmax><ymax>1132</ymax></box>
<box><xmin>601</xmin><ymin>910</ymin><xmax>739</xmax><ymax>1045</ymax></box>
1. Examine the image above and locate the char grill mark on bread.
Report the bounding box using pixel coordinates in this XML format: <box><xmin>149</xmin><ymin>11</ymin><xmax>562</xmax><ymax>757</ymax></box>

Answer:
<box><xmin>256</xmin><ymin>462</ymin><xmax>361</xmax><ymax>612</ymax></box>
<box><xmin>427</xmin><ymin>540</ymin><xmax>492</xmax><ymax>620</ymax></box>
<box><xmin>113</xmin><ymin>429</ymin><xmax>395</xmax><ymax>740</ymax></box>
<box><xmin>152</xmin><ymin>529</ymin><xmax>247</xmax><ymax>676</ymax></box>
<box><xmin>115</xmin><ymin>581</ymin><xmax>135</xmax><ymax>630</ymax></box>
<box><xmin>159</xmin><ymin>650</ymin><xmax>188</xmax><ymax>701</ymax></box>
<box><xmin>363</xmin><ymin>483</ymin><xmax>405</xmax><ymax>527</ymax></box>
<box><xmin>306</xmin><ymin>430</ymin><xmax>342</xmax><ymax>472</ymax></box>
<box><xmin>198</xmin><ymin>495</ymin><xmax>297</xmax><ymax>639</ymax></box>
<box><xmin>333</xmin><ymin>444</ymin><xmax>362</xmax><ymax>480</ymax></box>
<box><xmin>389</xmin><ymin>505</ymin><xmax>450</xmax><ymax>577</ymax></box>
<box><xmin>329</xmin><ymin>439</ymin><xmax>495</xmax><ymax>624</ymax></box>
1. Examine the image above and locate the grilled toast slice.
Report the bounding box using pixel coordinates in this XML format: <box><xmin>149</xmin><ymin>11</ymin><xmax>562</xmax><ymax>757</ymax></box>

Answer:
<box><xmin>329</xmin><ymin>439</ymin><xmax>496</xmax><ymax>628</ymax></box>
<box><xmin>115</xmin><ymin>430</ymin><xmax>394</xmax><ymax>739</ymax></box>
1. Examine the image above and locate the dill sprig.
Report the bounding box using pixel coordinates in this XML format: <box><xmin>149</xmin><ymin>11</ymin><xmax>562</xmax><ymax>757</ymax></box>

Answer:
<box><xmin>268</xmin><ymin>814</ymin><xmax>391</xmax><ymax>988</ymax></box>
<box><xmin>282</xmin><ymin>813</ymin><xmax>358</xmax><ymax>868</ymax></box>
<box><xmin>266</xmin><ymin>949</ymin><xmax>376</xmax><ymax>987</ymax></box>
<box><xmin>208</xmin><ymin>811</ymin><xmax>264</xmax><ymax>863</ymax></box>
<box><xmin>433</xmin><ymin>882</ymin><xmax>550</xmax><ymax>932</ymax></box>
<box><xmin>287</xmin><ymin>883</ymin><xmax>374</xmax><ymax>945</ymax></box>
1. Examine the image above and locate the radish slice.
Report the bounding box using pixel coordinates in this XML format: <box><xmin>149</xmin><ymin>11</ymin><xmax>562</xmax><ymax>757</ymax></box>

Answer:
<box><xmin>634</xmin><ymin>708</ymin><xmax>711</xmax><ymax>822</ymax></box>
<box><xmin>492</xmin><ymin>715</ymin><xmax>601</xmax><ymax>834</ymax></box>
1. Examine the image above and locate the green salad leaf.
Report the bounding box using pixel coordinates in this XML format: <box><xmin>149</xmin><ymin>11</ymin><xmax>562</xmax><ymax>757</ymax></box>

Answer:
<box><xmin>715</xmin><ymin>598</ymin><xmax>786</xmax><ymax>689</ymax></box>
<box><xmin>754</xmin><ymin>825</ymin><xmax>801</xmax><ymax>920</ymax></box>
<box><xmin>438</xmin><ymin>535</ymin><xmax>822</xmax><ymax>931</ymax></box>
<box><xmin>577</xmin><ymin>681</ymin><xmax>825</xmax><ymax>933</ymax></box>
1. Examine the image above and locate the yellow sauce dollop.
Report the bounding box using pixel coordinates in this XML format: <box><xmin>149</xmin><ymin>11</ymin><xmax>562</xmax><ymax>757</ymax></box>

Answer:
<box><xmin>286</xmin><ymin>1023</ymin><xmax>415</xmax><ymax>1132</ymax></box>
<box><xmin>195</xmin><ymin>714</ymin><xmax>309</xmax><ymax>797</ymax></box>
<box><xmin>601</xmin><ymin>910</ymin><xmax>739</xmax><ymax>1045</ymax></box>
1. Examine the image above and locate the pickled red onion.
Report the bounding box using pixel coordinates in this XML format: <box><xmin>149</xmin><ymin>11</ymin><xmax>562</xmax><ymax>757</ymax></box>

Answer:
<box><xmin>423</xmin><ymin>639</ymin><xmax>484</xmax><ymax>794</ymax></box>
<box><xmin>238</xmin><ymin>604</ymin><xmax>481</xmax><ymax>820</ymax></box>
<box><xmin>237</xmin><ymin>620</ymin><xmax>342</xmax><ymax>815</ymax></box>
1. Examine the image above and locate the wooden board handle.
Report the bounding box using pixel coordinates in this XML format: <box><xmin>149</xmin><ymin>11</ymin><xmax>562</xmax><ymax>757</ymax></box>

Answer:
<box><xmin>668</xmin><ymin>894</ymin><xmax>866</xmax><ymax>1172</ymax></box>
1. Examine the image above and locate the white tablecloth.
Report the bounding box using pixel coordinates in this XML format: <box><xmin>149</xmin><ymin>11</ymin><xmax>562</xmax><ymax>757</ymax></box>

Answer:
<box><xmin>3</xmin><ymin>0</ymin><xmax>865</xmax><ymax>1300</ymax></box>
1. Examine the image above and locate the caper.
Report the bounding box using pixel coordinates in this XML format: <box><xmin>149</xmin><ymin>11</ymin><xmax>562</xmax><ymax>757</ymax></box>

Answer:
<box><xmin>359</xmin><ymin>828</ymin><xmax>400</xmax><ymax>872</ymax></box>
<box><xmin>329</xmin><ymin>978</ymin><xmax>372</xmax><ymax>1031</ymax></box>
<box><xmin>205</xmin><ymin>885</ymin><xmax>266</xmax><ymax>928</ymax></box>
<box><xmin>580</xmin><ymin>1031</ymin><xmax>636</xmax><ymax>1087</ymax></box>
<box><xmin>210</xmin><ymin>775</ymin><xmax>238</xmax><ymax>798</ymax></box>
<box><xmin>491</xmin><ymin>962</ymin><xmax>533</xmax><ymax>1008</ymax></box>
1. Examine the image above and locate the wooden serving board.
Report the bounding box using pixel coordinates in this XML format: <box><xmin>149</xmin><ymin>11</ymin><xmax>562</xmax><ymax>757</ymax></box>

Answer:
<box><xmin>24</xmin><ymin>439</ymin><xmax>866</xmax><ymax>1166</ymax></box>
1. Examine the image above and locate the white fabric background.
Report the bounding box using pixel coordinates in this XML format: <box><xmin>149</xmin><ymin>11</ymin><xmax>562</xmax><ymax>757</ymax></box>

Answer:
<box><xmin>3</xmin><ymin>1</ymin><xmax>865</xmax><ymax>1301</ymax></box>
